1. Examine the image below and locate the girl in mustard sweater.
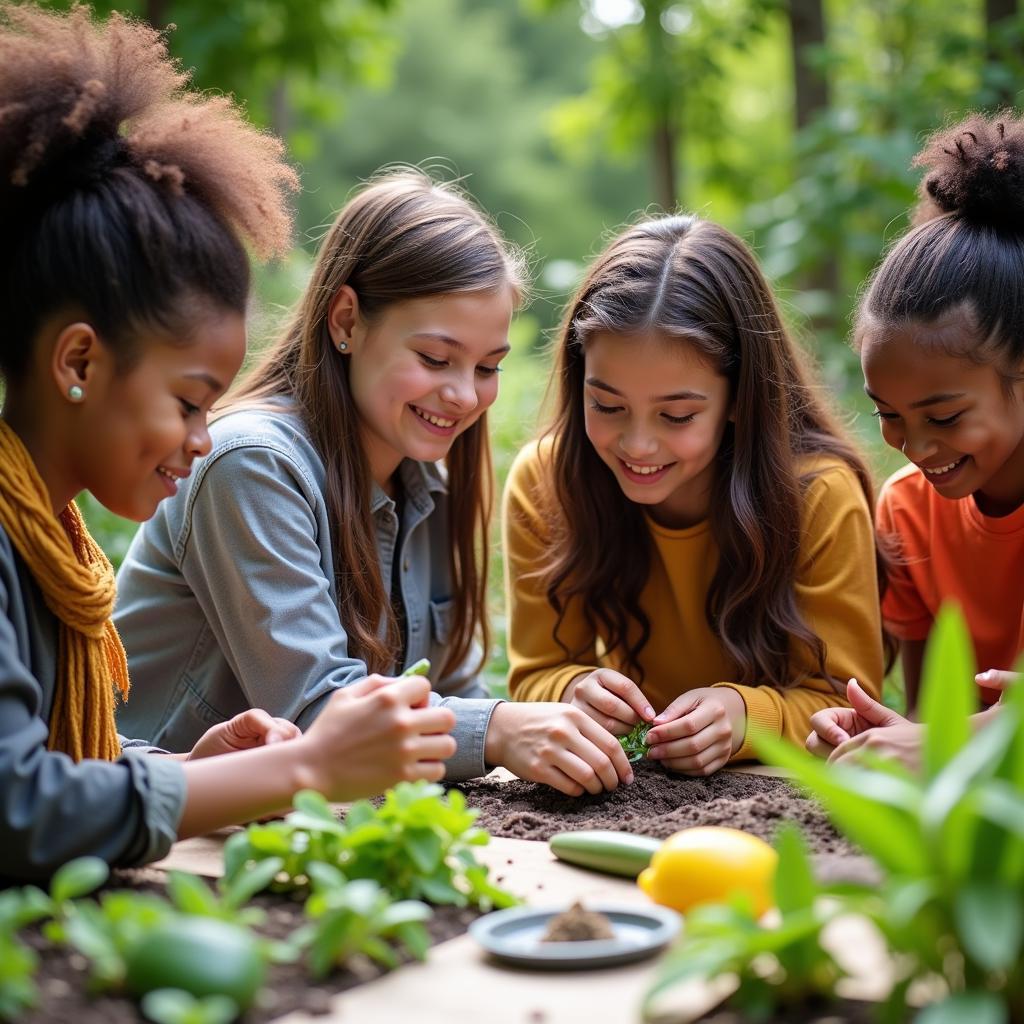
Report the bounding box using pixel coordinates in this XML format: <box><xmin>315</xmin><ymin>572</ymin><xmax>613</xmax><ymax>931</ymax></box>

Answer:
<box><xmin>504</xmin><ymin>215</ymin><xmax>886</xmax><ymax>778</ymax></box>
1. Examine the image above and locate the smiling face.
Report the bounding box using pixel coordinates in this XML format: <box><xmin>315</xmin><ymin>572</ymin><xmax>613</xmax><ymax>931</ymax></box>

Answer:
<box><xmin>582</xmin><ymin>330</ymin><xmax>733</xmax><ymax>528</ymax></box>
<box><xmin>69</xmin><ymin>310</ymin><xmax>246</xmax><ymax>520</ymax></box>
<box><xmin>344</xmin><ymin>289</ymin><xmax>514</xmax><ymax>487</ymax></box>
<box><xmin>861</xmin><ymin>312</ymin><xmax>1024</xmax><ymax>515</ymax></box>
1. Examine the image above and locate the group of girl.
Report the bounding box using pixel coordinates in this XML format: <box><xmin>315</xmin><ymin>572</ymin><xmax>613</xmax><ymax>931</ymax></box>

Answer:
<box><xmin>2</xmin><ymin>4</ymin><xmax>1021</xmax><ymax>882</ymax></box>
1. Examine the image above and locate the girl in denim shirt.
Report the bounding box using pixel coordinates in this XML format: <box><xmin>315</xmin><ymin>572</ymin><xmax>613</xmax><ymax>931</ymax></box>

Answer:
<box><xmin>0</xmin><ymin>7</ymin><xmax>456</xmax><ymax>883</ymax></box>
<box><xmin>116</xmin><ymin>170</ymin><xmax>634</xmax><ymax>797</ymax></box>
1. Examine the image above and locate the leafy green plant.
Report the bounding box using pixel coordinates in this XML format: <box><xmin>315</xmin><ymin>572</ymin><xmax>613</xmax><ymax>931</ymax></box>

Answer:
<box><xmin>291</xmin><ymin>864</ymin><xmax>432</xmax><ymax>977</ymax></box>
<box><xmin>141</xmin><ymin>989</ymin><xmax>239</xmax><ymax>1024</ymax></box>
<box><xmin>644</xmin><ymin>824</ymin><xmax>848</xmax><ymax>1022</ymax></box>
<box><xmin>0</xmin><ymin>930</ymin><xmax>38</xmax><ymax>1021</ymax></box>
<box><xmin>754</xmin><ymin>604</ymin><xmax>1024</xmax><ymax>1023</ymax></box>
<box><xmin>165</xmin><ymin>863</ymin><xmax>284</xmax><ymax>927</ymax></box>
<box><xmin>619</xmin><ymin>722</ymin><xmax>652</xmax><ymax>763</ymax></box>
<box><xmin>224</xmin><ymin>782</ymin><xmax>518</xmax><ymax>910</ymax></box>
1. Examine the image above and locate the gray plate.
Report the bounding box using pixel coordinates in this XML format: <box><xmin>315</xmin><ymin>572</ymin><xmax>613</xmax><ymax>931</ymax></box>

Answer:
<box><xmin>469</xmin><ymin>902</ymin><xmax>680</xmax><ymax>970</ymax></box>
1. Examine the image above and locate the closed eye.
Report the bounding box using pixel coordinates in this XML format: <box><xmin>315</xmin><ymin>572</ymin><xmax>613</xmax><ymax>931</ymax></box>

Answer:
<box><xmin>179</xmin><ymin>399</ymin><xmax>201</xmax><ymax>416</ymax></box>
<box><xmin>928</xmin><ymin>412</ymin><xmax>963</xmax><ymax>427</ymax></box>
<box><xmin>589</xmin><ymin>399</ymin><xmax>622</xmax><ymax>415</ymax></box>
<box><xmin>476</xmin><ymin>364</ymin><xmax>502</xmax><ymax>378</ymax></box>
<box><xmin>872</xmin><ymin>410</ymin><xmax>899</xmax><ymax>421</ymax></box>
<box><xmin>419</xmin><ymin>353</ymin><xmax>449</xmax><ymax>369</ymax></box>
<box><xmin>662</xmin><ymin>412</ymin><xmax>695</xmax><ymax>425</ymax></box>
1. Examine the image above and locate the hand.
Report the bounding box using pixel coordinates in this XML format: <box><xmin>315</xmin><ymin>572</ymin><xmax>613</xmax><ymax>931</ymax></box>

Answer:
<box><xmin>562</xmin><ymin>668</ymin><xmax>655</xmax><ymax>737</ymax></box>
<box><xmin>484</xmin><ymin>702</ymin><xmax>634</xmax><ymax>797</ymax></box>
<box><xmin>977</xmin><ymin>669</ymin><xmax>1020</xmax><ymax>704</ymax></box>
<box><xmin>301</xmin><ymin>675</ymin><xmax>457</xmax><ymax>801</ymax></box>
<box><xmin>189</xmin><ymin>709</ymin><xmax>302</xmax><ymax>760</ymax></box>
<box><xmin>645</xmin><ymin>687</ymin><xmax>746</xmax><ymax>776</ymax></box>
<box><xmin>828</xmin><ymin>721</ymin><xmax>925</xmax><ymax>771</ymax></box>
<box><xmin>805</xmin><ymin>678</ymin><xmax>908</xmax><ymax>760</ymax></box>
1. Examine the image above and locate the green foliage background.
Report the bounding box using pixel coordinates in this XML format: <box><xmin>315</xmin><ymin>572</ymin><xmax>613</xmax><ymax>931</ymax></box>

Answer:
<box><xmin>61</xmin><ymin>0</ymin><xmax>1024</xmax><ymax>695</ymax></box>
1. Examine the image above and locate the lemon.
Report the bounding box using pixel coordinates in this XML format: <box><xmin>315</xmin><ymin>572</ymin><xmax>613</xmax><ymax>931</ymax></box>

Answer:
<box><xmin>637</xmin><ymin>826</ymin><xmax>778</xmax><ymax>916</ymax></box>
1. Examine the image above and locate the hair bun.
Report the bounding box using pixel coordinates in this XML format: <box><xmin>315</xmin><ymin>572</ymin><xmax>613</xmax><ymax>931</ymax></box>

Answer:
<box><xmin>912</xmin><ymin>113</ymin><xmax>1024</xmax><ymax>229</ymax></box>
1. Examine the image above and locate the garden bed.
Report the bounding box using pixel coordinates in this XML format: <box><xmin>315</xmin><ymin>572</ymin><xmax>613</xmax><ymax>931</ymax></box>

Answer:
<box><xmin>20</xmin><ymin>869</ymin><xmax>479</xmax><ymax>1024</ymax></box>
<box><xmin>454</xmin><ymin>762</ymin><xmax>859</xmax><ymax>858</ymax></box>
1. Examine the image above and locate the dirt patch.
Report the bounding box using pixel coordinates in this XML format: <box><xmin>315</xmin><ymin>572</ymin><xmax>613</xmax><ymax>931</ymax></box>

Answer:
<box><xmin>689</xmin><ymin>998</ymin><xmax>877</xmax><ymax>1024</ymax></box>
<box><xmin>20</xmin><ymin>870</ymin><xmax>478</xmax><ymax>1024</ymax></box>
<box><xmin>455</xmin><ymin>762</ymin><xmax>857</xmax><ymax>855</ymax></box>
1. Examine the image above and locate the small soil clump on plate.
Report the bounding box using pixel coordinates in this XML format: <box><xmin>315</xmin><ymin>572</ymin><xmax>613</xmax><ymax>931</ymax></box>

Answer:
<box><xmin>540</xmin><ymin>901</ymin><xmax>615</xmax><ymax>942</ymax></box>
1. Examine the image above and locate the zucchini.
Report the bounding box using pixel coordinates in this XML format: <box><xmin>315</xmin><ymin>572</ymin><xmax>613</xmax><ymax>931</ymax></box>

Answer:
<box><xmin>549</xmin><ymin>830</ymin><xmax>661</xmax><ymax>878</ymax></box>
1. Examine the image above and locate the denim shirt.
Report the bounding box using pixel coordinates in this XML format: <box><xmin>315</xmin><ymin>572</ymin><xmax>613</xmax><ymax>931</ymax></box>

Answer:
<box><xmin>0</xmin><ymin>525</ymin><xmax>185</xmax><ymax>882</ymax></box>
<box><xmin>114</xmin><ymin>404</ymin><xmax>500</xmax><ymax>780</ymax></box>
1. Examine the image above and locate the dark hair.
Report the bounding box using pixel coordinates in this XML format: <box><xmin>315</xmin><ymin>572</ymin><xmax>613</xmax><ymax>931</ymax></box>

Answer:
<box><xmin>855</xmin><ymin>112</ymin><xmax>1024</xmax><ymax>373</ymax></box>
<box><xmin>221</xmin><ymin>169</ymin><xmax>527</xmax><ymax>678</ymax></box>
<box><xmin>0</xmin><ymin>4</ymin><xmax>298</xmax><ymax>381</ymax></box>
<box><xmin>539</xmin><ymin>215</ymin><xmax>880</xmax><ymax>690</ymax></box>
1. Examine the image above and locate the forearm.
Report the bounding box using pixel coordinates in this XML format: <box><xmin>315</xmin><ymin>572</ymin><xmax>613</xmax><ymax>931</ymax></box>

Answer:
<box><xmin>177</xmin><ymin>739</ymin><xmax>317</xmax><ymax>839</ymax></box>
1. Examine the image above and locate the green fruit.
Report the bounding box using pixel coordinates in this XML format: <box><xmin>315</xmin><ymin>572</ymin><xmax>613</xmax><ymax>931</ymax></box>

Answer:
<box><xmin>549</xmin><ymin>830</ymin><xmax>661</xmax><ymax>878</ymax></box>
<box><xmin>402</xmin><ymin>658</ymin><xmax>431</xmax><ymax>677</ymax></box>
<box><xmin>124</xmin><ymin>916</ymin><xmax>265</xmax><ymax>1008</ymax></box>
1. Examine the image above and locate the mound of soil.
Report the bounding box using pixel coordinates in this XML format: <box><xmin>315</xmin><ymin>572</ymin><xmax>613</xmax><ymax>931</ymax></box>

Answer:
<box><xmin>19</xmin><ymin>869</ymin><xmax>479</xmax><ymax>1024</ymax></box>
<box><xmin>455</xmin><ymin>762</ymin><xmax>857</xmax><ymax>856</ymax></box>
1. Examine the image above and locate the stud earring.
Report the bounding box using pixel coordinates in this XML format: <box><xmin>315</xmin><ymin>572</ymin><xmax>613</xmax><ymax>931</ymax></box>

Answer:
<box><xmin>67</xmin><ymin>385</ymin><xmax>84</xmax><ymax>402</ymax></box>
<box><xmin>337</xmin><ymin>340</ymin><xmax>349</xmax><ymax>352</ymax></box>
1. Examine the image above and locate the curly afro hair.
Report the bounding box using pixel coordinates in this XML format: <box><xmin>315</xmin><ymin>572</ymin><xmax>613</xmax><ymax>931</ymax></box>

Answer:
<box><xmin>856</xmin><ymin>111</ymin><xmax>1024</xmax><ymax>373</ymax></box>
<box><xmin>913</xmin><ymin>113</ymin><xmax>1024</xmax><ymax>230</ymax></box>
<box><xmin>0</xmin><ymin>3</ymin><xmax>299</xmax><ymax>379</ymax></box>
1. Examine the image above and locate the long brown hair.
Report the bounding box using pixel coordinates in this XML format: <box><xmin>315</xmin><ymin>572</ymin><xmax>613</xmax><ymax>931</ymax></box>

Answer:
<box><xmin>221</xmin><ymin>169</ymin><xmax>525</xmax><ymax>677</ymax></box>
<box><xmin>541</xmin><ymin>215</ymin><xmax>879</xmax><ymax>690</ymax></box>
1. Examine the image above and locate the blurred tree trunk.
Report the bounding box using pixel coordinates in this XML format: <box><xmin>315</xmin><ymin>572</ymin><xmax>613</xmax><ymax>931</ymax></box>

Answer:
<box><xmin>270</xmin><ymin>80</ymin><xmax>291</xmax><ymax>141</ymax></box>
<box><xmin>787</xmin><ymin>0</ymin><xmax>838</xmax><ymax>332</ymax></box>
<box><xmin>986</xmin><ymin>0</ymin><xmax>1018</xmax><ymax>108</ymax></box>
<box><xmin>788</xmin><ymin>0</ymin><xmax>828</xmax><ymax>130</ymax></box>
<box><xmin>644</xmin><ymin>0</ymin><xmax>680</xmax><ymax>211</ymax></box>
<box><xmin>143</xmin><ymin>0</ymin><xmax>169</xmax><ymax>30</ymax></box>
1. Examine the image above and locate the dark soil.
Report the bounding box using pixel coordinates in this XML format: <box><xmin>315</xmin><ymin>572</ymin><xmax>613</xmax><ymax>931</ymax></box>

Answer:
<box><xmin>19</xmin><ymin>868</ymin><xmax>478</xmax><ymax>1024</ymax></box>
<box><xmin>455</xmin><ymin>762</ymin><xmax>854</xmax><ymax>853</ymax></box>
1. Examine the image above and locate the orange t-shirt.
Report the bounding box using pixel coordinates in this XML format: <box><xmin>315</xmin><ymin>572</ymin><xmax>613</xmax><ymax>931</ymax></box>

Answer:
<box><xmin>877</xmin><ymin>463</ymin><xmax>1024</xmax><ymax>679</ymax></box>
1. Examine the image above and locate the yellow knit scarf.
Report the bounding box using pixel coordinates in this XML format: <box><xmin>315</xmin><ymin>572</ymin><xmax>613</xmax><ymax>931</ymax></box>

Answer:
<box><xmin>0</xmin><ymin>419</ymin><xmax>129</xmax><ymax>761</ymax></box>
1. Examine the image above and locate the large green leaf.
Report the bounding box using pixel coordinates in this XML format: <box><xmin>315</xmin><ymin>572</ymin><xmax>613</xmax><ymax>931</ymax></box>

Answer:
<box><xmin>50</xmin><ymin>857</ymin><xmax>109</xmax><ymax>904</ymax></box>
<box><xmin>915</xmin><ymin>991</ymin><xmax>1007</xmax><ymax>1024</ymax></box>
<box><xmin>953</xmin><ymin>880</ymin><xmax>1024</xmax><ymax>974</ymax></box>
<box><xmin>773</xmin><ymin>824</ymin><xmax>816</xmax><ymax>914</ymax></box>
<box><xmin>919</xmin><ymin>604</ymin><xmax>976</xmax><ymax>780</ymax></box>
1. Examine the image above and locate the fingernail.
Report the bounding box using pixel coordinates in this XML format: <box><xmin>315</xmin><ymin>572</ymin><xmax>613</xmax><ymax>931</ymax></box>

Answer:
<box><xmin>653</xmin><ymin>715</ymin><xmax>667</xmax><ymax>725</ymax></box>
<box><xmin>644</xmin><ymin>706</ymin><xmax>656</xmax><ymax>720</ymax></box>
<box><xmin>626</xmin><ymin>770</ymin><xmax>634</xmax><ymax>784</ymax></box>
<box><xmin>648</xmin><ymin>747</ymin><xmax>662</xmax><ymax>759</ymax></box>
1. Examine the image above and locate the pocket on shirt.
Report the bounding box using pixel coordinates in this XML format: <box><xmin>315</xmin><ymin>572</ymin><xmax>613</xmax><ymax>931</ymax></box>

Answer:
<box><xmin>429</xmin><ymin>598</ymin><xmax>455</xmax><ymax>646</ymax></box>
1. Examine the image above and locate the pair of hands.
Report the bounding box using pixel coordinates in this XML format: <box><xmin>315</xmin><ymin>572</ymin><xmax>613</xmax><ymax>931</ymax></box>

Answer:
<box><xmin>805</xmin><ymin>671</ymin><xmax>1018</xmax><ymax>770</ymax></box>
<box><xmin>562</xmin><ymin>668</ymin><xmax>747</xmax><ymax>777</ymax></box>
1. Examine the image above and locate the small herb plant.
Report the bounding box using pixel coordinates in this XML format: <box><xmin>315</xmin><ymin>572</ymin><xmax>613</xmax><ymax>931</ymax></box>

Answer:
<box><xmin>644</xmin><ymin>825</ymin><xmax>847</xmax><ymax>1022</ymax></box>
<box><xmin>291</xmin><ymin>864</ymin><xmax>433</xmax><ymax>977</ymax></box>
<box><xmin>142</xmin><ymin>989</ymin><xmax>239</xmax><ymax>1024</ymax></box>
<box><xmin>620</xmin><ymin>722</ymin><xmax>652</xmax><ymax>763</ymax></box>
<box><xmin>754</xmin><ymin>605</ymin><xmax>1024</xmax><ymax>1024</ymax></box>
<box><xmin>224</xmin><ymin>782</ymin><xmax>518</xmax><ymax>910</ymax></box>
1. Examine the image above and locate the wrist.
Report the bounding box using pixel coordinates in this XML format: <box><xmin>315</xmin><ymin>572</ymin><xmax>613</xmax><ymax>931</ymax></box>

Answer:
<box><xmin>288</xmin><ymin>735</ymin><xmax>326</xmax><ymax>796</ymax></box>
<box><xmin>561</xmin><ymin>673</ymin><xmax>588</xmax><ymax>703</ymax></box>
<box><xmin>484</xmin><ymin>703</ymin><xmax>510</xmax><ymax>766</ymax></box>
<box><xmin>716</xmin><ymin>687</ymin><xmax>748</xmax><ymax>754</ymax></box>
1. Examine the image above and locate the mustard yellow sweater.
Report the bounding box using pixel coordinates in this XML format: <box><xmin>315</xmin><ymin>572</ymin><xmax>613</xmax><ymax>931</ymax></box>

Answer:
<box><xmin>502</xmin><ymin>440</ymin><xmax>884</xmax><ymax>762</ymax></box>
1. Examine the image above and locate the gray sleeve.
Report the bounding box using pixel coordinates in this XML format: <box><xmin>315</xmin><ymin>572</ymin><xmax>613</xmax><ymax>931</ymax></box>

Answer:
<box><xmin>0</xmin><ymin>593</ymin><xmax>185</xmax><ymax>882</ymax></box>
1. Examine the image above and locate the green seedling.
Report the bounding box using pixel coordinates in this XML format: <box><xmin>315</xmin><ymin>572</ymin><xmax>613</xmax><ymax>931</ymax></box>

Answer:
<box><xmin>402</xmin><ymin>658</ymin><xmax>431</xmax><ymax>677</ymax></box>
<box><xmin>292</xmin><ymin>866</ymin><xmax>432</xmax><ymax>978</ymax></box>
<box><xmin>224</xmin><ymin>782</ymin><xmax>519</xmax><ymax>910</ymax></box>
<box><xmin>752</xmin><ymin>604</ymin><xmax>1024</xmax><ymax>1024</ymax></box>
<box><xmin>142</xmin><ymin>989</ymin><xmax>239</xmax><ymax>1024</ymax></box>
<box><xmin>0</xmin><ymin>930</ymin><xmax>38</xmax><ymax>1021</ymax></box>
<box><xmin>619</xmin><ymin>721</ymin><xmax>651</xmax><ymax>763</ymax></box>
<box><xmin>166</xmin><ymin>864</ymin><xmax>285</xmax><ymax>928</ymax></box>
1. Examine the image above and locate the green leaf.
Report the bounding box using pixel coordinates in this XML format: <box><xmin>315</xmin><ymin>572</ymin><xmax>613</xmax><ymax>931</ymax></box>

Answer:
<box><xmin>222</xmin><ymin>857</ymin><xmax>285</xmax><ymax>909</ymax></box>
<box><xmin>166</xmin><ymin>872</ymin><xmax>219</xmax><ymax>917</ymax></box>
<box><xmin>360</xmin><ymin>935</ymin><xmax>398</xmax><ymax>969</ymax></box>
<box><xmin>773</xmin><ymin>824</ymin><xmax>816</xmax><ymax>914</ymax></box>
<box><xmin>50</xmin><ymin>857</ymin><xmax>109</xmax><ymax>904</ymax></box>
<box><xmin>915</xmin><ymin>991</ymin><xmax>1007</xmax><ymax>1024</ymax></box>
<box><xmin>405</xmin><ymin>828</ymin><xmax>443</xmax><ymax>874</ymax></box>
<box><xmin>919</xmin><ymin>604</ymin><xmax>976</xmax><ymax>780</ymax></box>
<box><xmin>954</xmin><ymin>880</ymin><xmax>1024</xmax><ymax>973</ymax></box>
<box><xmin>378</xmin><ymin>900</ymin><xmax>432</xmax><ymax>928</ymax></box>
<box><xmin>292</xmin><ymin>790</ymin><xmax>337</xmax><ymax>821</ymax></box>
<box><xmin>394</xmin><ymin>920</ymin><xmax>430</xmax><ymax>960</ymax></box>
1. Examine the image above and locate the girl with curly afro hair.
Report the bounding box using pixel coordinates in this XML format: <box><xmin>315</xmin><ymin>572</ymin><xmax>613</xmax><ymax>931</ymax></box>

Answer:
<box><xmin>0</xmin><ymin>3</ymin><xmax>457</xmax><ymax>882</ymax></box>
